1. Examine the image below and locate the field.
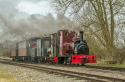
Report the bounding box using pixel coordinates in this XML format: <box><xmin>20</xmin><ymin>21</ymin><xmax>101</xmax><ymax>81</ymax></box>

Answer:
<box><xmin>0</xmin><ymin>70</ymin><xmax>18</xmax><ymax>82</ymax></box>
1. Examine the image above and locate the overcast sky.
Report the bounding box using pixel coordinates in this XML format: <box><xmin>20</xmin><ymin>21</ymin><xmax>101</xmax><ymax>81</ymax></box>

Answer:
<box><xmin>0</xmin><ymin>0</ymin><xmax>55</xmax><ymax>15</ymax></box>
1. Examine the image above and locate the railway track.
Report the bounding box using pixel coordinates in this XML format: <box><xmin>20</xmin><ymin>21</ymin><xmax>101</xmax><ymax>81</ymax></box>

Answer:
<box><xmin>0</xmin><ymin>57</ymin><xmax>124</xmax><ymax>71</ymax></box>
<box><xmin>0</xmin><ymin>58</ymin><xmax>125</xmax><ymax>82</ymax></box>
<box><xmin>44</xmin><ymin>63</ymin><xmax>125</xmax><ymax>72</ymax></box>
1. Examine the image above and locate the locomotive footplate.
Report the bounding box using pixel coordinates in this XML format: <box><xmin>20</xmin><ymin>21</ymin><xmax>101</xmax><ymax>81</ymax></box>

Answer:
<box><xmin>71</xmin><ymin>55</ymin><xmax>96</xmax><ymax>65</ymax></box>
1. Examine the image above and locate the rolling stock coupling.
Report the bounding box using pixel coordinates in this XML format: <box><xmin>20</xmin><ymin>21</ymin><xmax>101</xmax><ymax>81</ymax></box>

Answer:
<box><xmin>11</xmin><ymin>30</ymin><xmax>96</xmax><ymax>65</ymax></box>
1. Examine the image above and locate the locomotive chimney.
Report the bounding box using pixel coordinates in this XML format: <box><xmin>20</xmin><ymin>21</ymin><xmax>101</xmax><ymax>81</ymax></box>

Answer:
<box><xmin>80</xmin><ymin>31</ymin><xmax>84</xmax><ymax>42</ymax></box>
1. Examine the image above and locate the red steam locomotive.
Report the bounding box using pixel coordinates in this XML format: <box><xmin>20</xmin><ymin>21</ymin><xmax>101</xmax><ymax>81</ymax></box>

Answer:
<box><xmin>11</xmin><ymin>30</ymin><xmax>96</xmax><ymax>65</ymax></box>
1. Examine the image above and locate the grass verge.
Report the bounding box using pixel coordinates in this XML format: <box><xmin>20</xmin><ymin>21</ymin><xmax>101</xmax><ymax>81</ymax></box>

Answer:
<box><xmin>87</xmin><ymin>64</ymin><xmax>125</xmax><ymax>68</ymax></box>
<box><xmin>0</xmin><ymin>70</ymin><xmax>18</xmax><ymax>82</ymax></box>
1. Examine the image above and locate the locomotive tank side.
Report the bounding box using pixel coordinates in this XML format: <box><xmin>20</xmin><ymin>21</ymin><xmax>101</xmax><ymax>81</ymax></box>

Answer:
<box><xmin>52</xmin><ymin>30</ymin><xmax>77</xmax><ymax>64</ymax></box>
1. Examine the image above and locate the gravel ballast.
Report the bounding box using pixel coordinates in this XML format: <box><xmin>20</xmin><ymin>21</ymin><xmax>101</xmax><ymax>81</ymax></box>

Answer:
<box><xmin>0</xmin><ymin>63</ymin><xmax>88</xmax><ymax>82</ymax></box>
<box><xmin>35</xmin><ymin>64</ymin><xmax>125</xmax><ymax>80</ymax></box>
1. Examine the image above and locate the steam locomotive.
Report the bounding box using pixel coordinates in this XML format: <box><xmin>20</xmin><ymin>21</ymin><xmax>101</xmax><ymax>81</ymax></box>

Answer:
<box><xmin>11</xmin><ymin>30</ymin><xmax>96</xmax><ymax>65</ymax></box>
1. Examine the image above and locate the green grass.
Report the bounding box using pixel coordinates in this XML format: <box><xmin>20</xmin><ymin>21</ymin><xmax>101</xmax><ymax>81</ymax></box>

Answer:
<box><xmin>87</xmin><ymin>64</ymin><xmax>125</xmax><ymax>68</ymax></box>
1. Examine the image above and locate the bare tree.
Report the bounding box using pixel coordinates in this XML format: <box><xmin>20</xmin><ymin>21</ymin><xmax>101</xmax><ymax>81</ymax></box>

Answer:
<box><xmin>54</xmin><ymin>0</ymin><xmax>125</xmax><ymax>63</ymax></box>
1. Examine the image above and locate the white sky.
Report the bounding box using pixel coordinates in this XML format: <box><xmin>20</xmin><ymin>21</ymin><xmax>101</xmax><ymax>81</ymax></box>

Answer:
<box><xmin>16</xmin><ymin>0</ymin><xmax>55</xmax><ymax>16</ymax></box>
